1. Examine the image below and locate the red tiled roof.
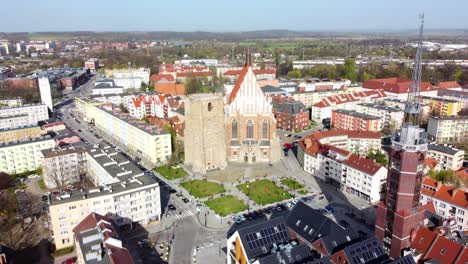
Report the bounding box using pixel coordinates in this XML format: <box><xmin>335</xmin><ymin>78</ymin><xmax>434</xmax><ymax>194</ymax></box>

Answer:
<box><xmin>363</xmin><ymin>78</ymin><xmax>434</xmax><ymax>94</ymax></box>
<box><xmin>430</xmin><ymin>184</ymin><xmax>468</xmax><ymax>208</ymax></box>
<box><xmin>312</xmin><ymin>129</ymin><xmax>381</xmax><ymax>140</ymax></box>
<box><xmin>224</xmin><ymin>69</ymin><xmax>276</xmax><ymax>76</ymax></box>
<box><xmin>72</xmin><ymin>212</ymin><xmax>113</xmax><ymax>235</ymax></box>
<box><xmin>424</xmin><ymin>235</ymin><xmax>463</xmax><ymax>264</ymax></box>
<box><xmin>411</xmin><ymin>227</ymin><xmax>438</xmax><ymax>255</ymax></box>
<box><xmin>455</xmin><ymin>248</ymin><xmax>468</xmax><ymax>264</ymax></box>
<box><xmin>150</xmin><ymin>74</ymin><xmax>175</xmax><ymax>82</ymax></box>
<box><xmin>42</xmin><ymin>122</ymin><xmax>65</xmax><ymax>129</ymax></box>
<box><xmin>438</xmin><ymin>81</ymin><xmax>462</xmax><ymax>89</ymax></box>
<box><xmin>455</xmin><ymin>168</ymin><xmax>468</xmax><ymax>182</ymax></box>
<box><xmin>424</xmin><ymin>158</ymin><xmax>438</xmax><ymax>170</ymax></box>
<box><xmin>312</xmin><ymin>90</ymin><xmax>386</xmax><ymax>108</ymax></box>
<box><xmin>343</xmin><ymin>154</ymin><xmax>382</xmax><ymax>175</ymax></box>
<box><xmin>228</xmin><ymin>65</ymin><xmax>250</xmax><ymax>104</ymax></box>
<box><xmin>324</xmin><ymin>144</ymin><xmax>351</xmax><ymax>157</ymax></box>
<box><xmin>422</xmin><ymin>177</ymin><xmax>438</xmax><ymax>189</ymax></box>
<box><xmin>177</xmin><ymin>71</ymin><xmax>213</xmax><ymax>77</ymax></box>
<box><xmin>108</xmin><ymin>247</ymin><xmax>135</xmax><ymax>264</ymax></box>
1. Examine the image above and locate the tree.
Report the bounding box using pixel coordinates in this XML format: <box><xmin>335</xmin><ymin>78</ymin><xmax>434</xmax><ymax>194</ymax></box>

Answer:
<box><xmin>287</xmin><ymin>70</ymin><xmax>301</xmax><ymax>78</ymax></box>
<box><xmin>185</xmin><ymin>76</ymin><xmax>203</xmax><ymax>95</ymax></box>
<box><xmin>344</xmin><ymin>58</ymin><xmax>357</xmax><ymax>81</ymax></box>
<box><xmin>367</xmin><ymin>151</ymin><xmax>388</xmax><ymax>166</ymax></box>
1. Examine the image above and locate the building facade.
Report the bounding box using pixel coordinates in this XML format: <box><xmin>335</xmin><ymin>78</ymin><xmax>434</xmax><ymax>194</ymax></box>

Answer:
<box><xmin>225</xmin><ymin>50</ymin><xmax>281</xmax><ymax>163</ymax></box>
<box><xmin>420</xmin><ymin>177</ymin><xmax>468</xmax><ymax>231</ymax></box>
<box><xmin>331</xmin><ymin>109</ymin><xmax>382</xmax><ymax>132</ymax></box>
<box><xmin>272</xmin><ymin>98</ymin><xmax>310</xmax><ymax>132</ymax></box>
<box><xmin>184</xmin><ymin>94</ymin><xmax>227</xmax><ymax>173</ymax></box>
<box><xmin>0</xmin><ymin>136</ymin><xmax>55</xmax><ymax>174</ymax></box>
<box><xmin>420</xmin><ymin>96</ymin><xmax>460</xmax><ymax>116</ymax></box>
<box><xmin>357</xmin><ymin>103</ymin><xmax>404</xmax><ymax>133</ymax></box>
<box><xmin>427</xmin><ymin>116</ymin><xmax>468</xmax><ymax>144</ymax></box>
<box><xmin>427</xmin><ymin>144</ymin><xmax>464</xmax><ymax>172</ymax></box>
<box><xmin>48</xmin><ymin>143</ymin><xmax>161</xmax><ymax>250</ymax></box>
<box><xmin>0</xmin><ymin>103</ymin><xmax>49</xmax><ymax>129</ymax></box>
<box><xmin>0</xmin><ymin>125</ymin><xmax>45</xmax><ymax>144</ymax></box>
<box><xmin>41</xmin><ymin>146</ymin><xmax>87</xmax><ymax>189</ymax></box>
<box><xmin>89</xmin><ymin>104</ymin><xmax>172</xmax><ymax>164</ymax></box>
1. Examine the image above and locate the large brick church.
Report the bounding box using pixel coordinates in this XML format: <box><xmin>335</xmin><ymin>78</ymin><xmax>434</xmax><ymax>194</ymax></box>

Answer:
<box><xmin>225</xmin><ymin>49</ymin><xmax>281</xmax><ymax>163</ymax></box>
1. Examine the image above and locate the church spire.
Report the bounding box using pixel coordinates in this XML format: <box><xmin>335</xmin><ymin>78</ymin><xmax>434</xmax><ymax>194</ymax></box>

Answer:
<box><xmin>245</xmin><ymin>47</ymin><xmax>251</xmax><ymax>66</ymax></box>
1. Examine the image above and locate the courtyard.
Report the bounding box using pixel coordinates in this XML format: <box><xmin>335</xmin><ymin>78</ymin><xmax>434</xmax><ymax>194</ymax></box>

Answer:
<box><xmin>237</xmin><ymin>179</ymin><xmax>292</xmax><ymax>205</ymax></box>
<box><xmin>180</xmin><ymin>180</ymin><xmax>225</xmax><ymax>198</ymax></box>
<box><xmin>204</xmin><ymin>195</ymin><xmax>247</xmax><ymax>216</ymax></box>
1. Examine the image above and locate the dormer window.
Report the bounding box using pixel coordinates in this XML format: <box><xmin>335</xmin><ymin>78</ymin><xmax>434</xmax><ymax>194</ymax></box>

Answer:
<box><xmin>296</xmin><ymin>220</ymin><xmax>301</xmax><ymax>226</ymax></box>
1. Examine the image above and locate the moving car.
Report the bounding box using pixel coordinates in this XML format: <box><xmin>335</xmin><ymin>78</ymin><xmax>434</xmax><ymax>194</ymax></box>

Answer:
<box><xmin>168</xmin><ymin>204</ymin><xmax>176</xmax><ymax>210</ymax></box>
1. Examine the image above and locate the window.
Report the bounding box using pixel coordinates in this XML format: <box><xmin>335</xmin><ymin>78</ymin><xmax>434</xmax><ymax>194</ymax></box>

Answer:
<box><xmin>246</xmin><ymin>120</ymin><xmax>254</xmax><ymax>139</ymax></box>
<box><xmin>208</xmin><ymin>102</ymin><xmax>212</xmax><ymax>111</ymax></box>
<box><xmin>232</xmin><ymin>119</ymin><xmax>238</xmax><ymax>139</ymax></box>
<box><xmin>262</xmin><ymin>120</ymin><xmax>268</xmax><ymax>138</ymax></box>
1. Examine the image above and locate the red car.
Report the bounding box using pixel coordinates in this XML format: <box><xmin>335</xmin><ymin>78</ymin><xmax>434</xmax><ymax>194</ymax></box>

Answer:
<box><xmin>61</xmin><ymin>257</ymin><xmax>77</xmax><ymax>264</ymax></box>
<box><xmin>283</xmin><ymin>143</ymin><xmax>294</xmax><ymax>149</ymax></box>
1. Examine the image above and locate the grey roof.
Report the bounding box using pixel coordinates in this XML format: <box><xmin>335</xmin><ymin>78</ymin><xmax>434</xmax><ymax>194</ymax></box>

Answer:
<box><xmin>332</xmin><ymin>109</ymin><xmax>380</xmax><ymax>120</ymax></box>
<box><xmin>389</xmin><ymin>255</ymin><xmax>416</xmax><ymax>264</ymax></box>
<box><xmin>257</xmin><ymin>243</ymin><xmax>314</xmax><ymax>264</ymax></box>
<box><xmin>286</xmin><ymin>202</ymin><xmax>359</xmax><ymax>255</ymax></box>
<box><xmin>94</xmin><ymin>83</ymin><xmax>123</xmax><ymax>89</ymax></box>
<box><xmin>262</xmin><ymin>85</ymin><xmax>284</xmax><ymax>93</ymax></box>
<box><xmin>429</xmin><ymin>115</ymin><xmax>468</xmax><ymax>121</ymax></box>
<box><xmin>41</xmin><ymin>145</ymin><xmax>87</xmax><ymax>158</ymax></box>
<box><xmin>237</xmin><ymin>217</ymin><xmax>291</xmax><ymax>261</ymax></box>
<box><xmin>427</xmin><ymin>144</ymin><xmax>461</xmax><ymax>155</ymax></box>
<box><xmin>358</xmin><ymin>103</ymin><xmax>403</xmax><ymax>113</ymax></box>
<box><xmin>98</xmin><ymin>105</ymin><xmax>169</xmax><ymax>136</ymax></box>
<box><xmin>342</xmin><ymin>237</ymin><xmax>386</xmax><ymax>264</ymax></box>
<box><xmin>50</xmin><ymin>142</ymin><xmax>158</xmax><ymax>205</ymax></box>
<box><xmin>275</xmin><ymin>101</ymin><xmax>307</xmax><ymax>115</ymax></box>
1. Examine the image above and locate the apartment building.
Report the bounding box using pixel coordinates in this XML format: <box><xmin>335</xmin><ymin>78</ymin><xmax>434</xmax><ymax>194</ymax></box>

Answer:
<box><xmin>421</xmin><ymin>96</ymin><xmax>460</xmax><ymax>116</ymax></box>
<box><xmin>48</xmin><ymin>143</ymin><xmax>161</xmax><ymax>250</ymax></box>
<box><xmin>0</xmin><ymin>103</ymin><xmax>49</xmax><ymax>129</ymax></box>
<box><xmin>271</xmin><ymin>97</ymin><xmax>310</xmax><ymax>132</ymax></box>
<box><xmin>427</xmin><ymin>116</ymin><xmax>468</xmax><ymax>144</ymax></box>
<box><xmin>0</xmin><ymin>136</ymin><xmax>55</xmax><ymax>174</ymax></box>
<box><xmin>437</xmin><ymin>89</ymin><xmax>468</xmax><ymax>115</ymax></box>
<box><xmin>311</xmin><ymin>90</ymin><xmax>386</xmax><ymax>121</ymax></box>
<box><xmin>298</xmin><ymin>133</ymin><xmax>386</xmax><ymax>203</ymax></box>
<box><xmin>127</xmin><ymin>94</ymin><xmax>183</xmax><ymax>119</ymax></box>
<box><xmin>357</xmin><ymin>103</ymin><xmax>404</xmax><ymax>132</ymax></box>
<box><xmin>84</xmin><ymin>58</ymin><xmax>99</xmax><ymax>73</ymax></box>
<box><xmin>89</xmin><ymin>104</ymin><xmax>172</xmax><ymax>164</ymax></box>
<box><xmin>427</xmin><ymin>144</ymin><xmax>464</xmax><ymax>171</ymax></box>
<box><xmin>381</xmin><ymin>98</ymin><xmax>431</xmax><ymax>122</ymax></box>
<box><xmin>420</xmin><ymin>177</ymin><xmax>468</xmax><ymax>231</ymax></box>
<box><xmin>41</xmin><ymin>146</ymin><xmax>87</xmax><ymax>189</ymax></box>
<box><xmin>0</xmin><ymin>98</ymin><xmax>23</xmax><ymax>108</ymax></box>
<box><xmin>92</xmin><ymin>81</ymin><xmax>124</xmax><ymax>95</ymax></box>
<box><xmin>105</xmin><ymin>68</ymin><xmax>150</xmax><ymax>84</ymax></box>
<box><xmin>290</xmin><ymin>87</ymin><xmax>361</xmax><ymax>108</ymax></box>
<box><xmin>73</xmin><ymin>212</ymin><xmax>135</xmax><ymax>264</ymax></box>
<box><xmin>308</xmin><ymin>130</ymin><xmax>381</xmax><ymax>155</ymax></box>
<box><xmin>331</xmin><ymin>109</ymin><xmax>382</xmax><ymax>132</ymax></box>
<box><xmin>362</xmin><ymin>78</ymin><xmax>437</xmax><ymax>99</ymax></box>
<box><xmin>0</xmin><ymin>125</ymin><xmax>45</xmax><ymax>144</ymax></box>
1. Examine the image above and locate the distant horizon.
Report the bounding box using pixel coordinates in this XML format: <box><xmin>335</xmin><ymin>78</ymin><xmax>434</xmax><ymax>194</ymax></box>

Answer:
<box><xmin>2</xmin><ymin>0</ymin><xmax>468</xmax><ymax>33</ymax></box>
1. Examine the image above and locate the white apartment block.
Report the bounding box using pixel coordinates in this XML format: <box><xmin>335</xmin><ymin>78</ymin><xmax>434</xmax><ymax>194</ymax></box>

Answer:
<box><xmin>427</xmin><ymin>144</ymin><xmax>464</xmax><ymax>172</ymax></box>
<box><xmin>299</xmin><ymin>143</ymin><xmax>386</xmax><ymax>203</ymax></box>
<box><xmin>48</xmin><ymin>143</ymin><xmax>161</xmax><ymax>249</ymax></box>
<box><xmin>0</xmin><ymin>136</ymin><xmax>55</xmax><ymax>174</ymax></box>
<box><xmin>88</xmin><ymin>104</ymin><xmax>172</xmax><ymax>164</ymax></box>
<box><xmin>127</xmin><ymin>94</ymin><xmax>182</xmax><ymax>119</ymax></box>
<box><xmin>0</xmin><ymin>103</ymin><xmax>49</xmax><ymax>129</ymax></box>
<box><xmin>357</xmin><ymin>103</ymin><xmax>404</xmax><ymax>132</ymax></box>
<box><xmin>311</xmin><ymin>130</ymin><xmax>381</xmax><ymax>155</ymax></box>
<box><xmin>41</xmin><ymin>146</ymin><xmax>87</xmax><ymax>189</ymax></box>
<box><xmin>114</xmin><ymin>78</ymin><xmax>142</xmax><ymax>89</ymax></box>
<box><xmin>92</xmin><ymin>85</ymin><xmax>125</xmax><ymax>95</ymax></box>
<box><xmin>107</xmin><ymin>68</ymin><xmax>150</xmax><ymax>84</ymax></box>
<box><xmin>421</xmin><ymin>177</ymin><xmax>468</xmax><ymax>231</ymax></box>
<box><xmin>427</xmin><ymin>116</ymin><xmax>468</xmax><ymax>144</ymax></box>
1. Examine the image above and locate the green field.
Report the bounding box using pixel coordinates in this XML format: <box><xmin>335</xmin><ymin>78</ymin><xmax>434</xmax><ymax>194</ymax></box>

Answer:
<box><xmin>180</xmin><ymin>180</ymin><xmax>225</xmax><ymax>198</ymax></box>
<box><xmin>28</xmin><ymin>33</ymin><xmax>74</xmax><ymax>41</ymax></box>
<box><xmin>237</xmin><ymin>179</ymin><xmax>292</xmax><ymax>205</ymax></box>
<box><xmin>205</xmin><ymin>195</ymin><xmax>247</xmax><ymax>216</ymax></box>
<box><xmin>154</xmin><ymin>165</ymin><xmax>187</xmax><ymax>180</ymax></box>
<box><xmin>280</xmin><ymin>178</ymin><xmax>304</xmax><ymax>190</ymax></box>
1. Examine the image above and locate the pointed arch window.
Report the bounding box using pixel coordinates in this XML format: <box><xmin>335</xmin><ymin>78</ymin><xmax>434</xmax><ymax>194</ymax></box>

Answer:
<box><xmin>232</xmin><ymin>119</ymin><xmax>238</xmax><ymax>139</ymax></box>
<box><xmin>246</xmin><ymin>120</ymin><xmax>254</xmax><ymax>139</ymax></box>
<box><xmin>262</xmin><ymin>120</ymin><xmax>268</xmax><ymax>139</ymax></box>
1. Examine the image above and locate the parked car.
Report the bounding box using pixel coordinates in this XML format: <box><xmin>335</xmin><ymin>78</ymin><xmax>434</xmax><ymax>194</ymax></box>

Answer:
<box><xmin>283</xmin><ymin>143</ymin><xmax>294</xmax><ymax>149</ymax></box>
<box><xmin>182</xmin><ymin>198</ymin><xmax>190</xmax><ymax>203</ymax></box>
<box><xmin>285</xmin><ymin>134</ymin><xmax>292</xmax><ymax>137</ymax></box>
<box><xmin>168</xmin><ymin>204</ymin><xmax>176</xmax><ymax>211</ymax></box>
<box><xmin>61</xmin><ymin>257</ymin><xmax>77</xmax><ymax>264</ymax></box>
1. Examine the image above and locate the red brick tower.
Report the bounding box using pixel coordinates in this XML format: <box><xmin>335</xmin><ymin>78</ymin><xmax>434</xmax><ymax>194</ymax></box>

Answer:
<box><xmin>375</xmin><ymin>14</ymin><xmax>432</xmax><ymax>259</ymax></box>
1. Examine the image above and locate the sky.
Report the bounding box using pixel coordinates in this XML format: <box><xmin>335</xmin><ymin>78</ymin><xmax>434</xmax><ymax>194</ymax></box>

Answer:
<box><xmin>1</xmin><ymin>0</ymin><xmax>468</xmax><ymax>32</ymax></box>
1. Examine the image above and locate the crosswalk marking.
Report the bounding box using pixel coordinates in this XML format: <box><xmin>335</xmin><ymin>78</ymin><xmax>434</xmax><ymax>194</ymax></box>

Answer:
<box><xmin>172</xmin><ymin>210</ymin><xmax>194</xmax><ymax>220</ymax></box>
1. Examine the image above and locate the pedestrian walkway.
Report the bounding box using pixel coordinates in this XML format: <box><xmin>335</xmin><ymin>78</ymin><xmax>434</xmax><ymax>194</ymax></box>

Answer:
<box><xmin>170</xmin><ymin>210</ymin><xmax>194</xmax><ymax>220</ymax></box>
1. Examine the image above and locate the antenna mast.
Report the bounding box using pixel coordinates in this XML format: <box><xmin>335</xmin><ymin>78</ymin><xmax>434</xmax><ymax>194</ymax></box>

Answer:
<box><xmin>404</xmin><ymin>14</ymin><xmax>424</xmax><ymax>125</ymax></box>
